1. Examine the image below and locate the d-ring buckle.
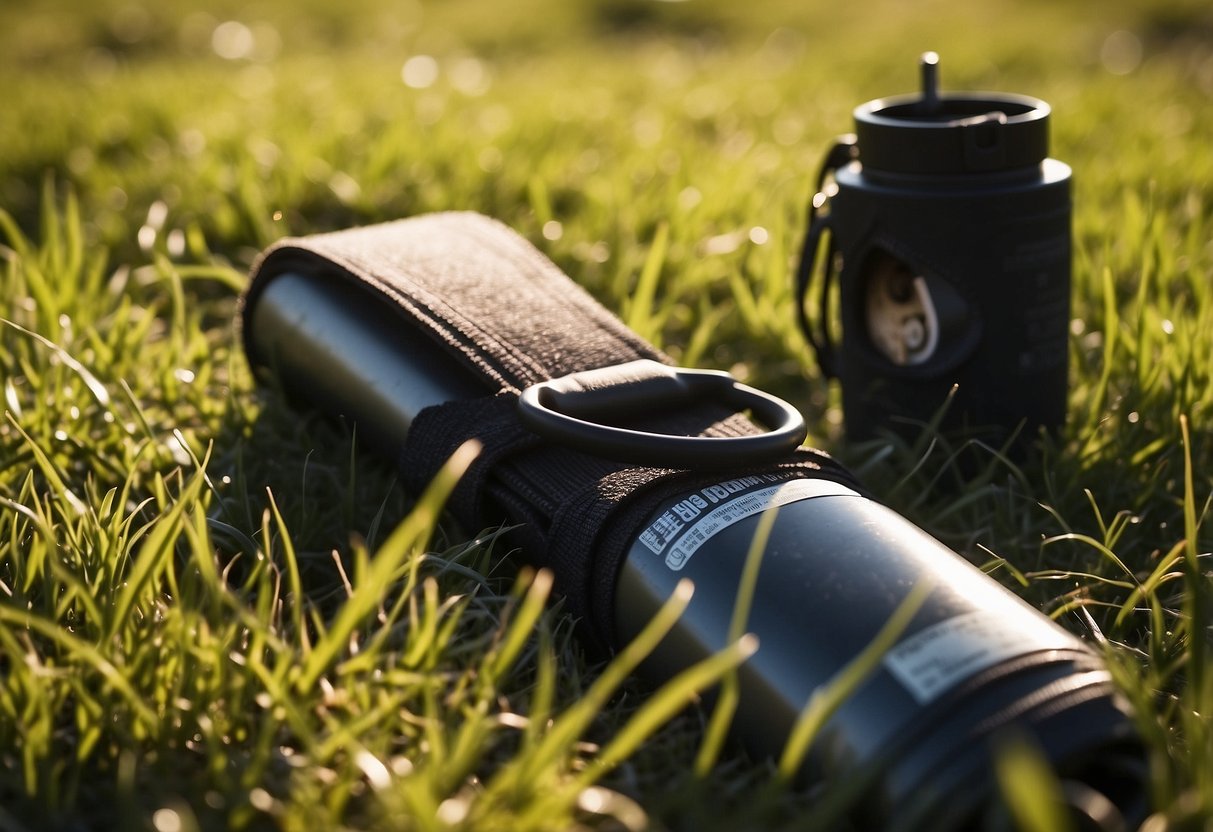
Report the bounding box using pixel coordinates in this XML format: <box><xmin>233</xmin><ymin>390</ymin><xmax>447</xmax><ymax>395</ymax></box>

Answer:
<box><xmin>517</xmin><ymin>359</ymin><xmax>807</xmax><ymax>469</ymax></box>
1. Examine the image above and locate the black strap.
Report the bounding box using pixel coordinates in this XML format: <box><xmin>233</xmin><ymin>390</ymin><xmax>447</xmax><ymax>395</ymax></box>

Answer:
<box><xmin>795</xmin><ymin>135</ymin><xmax>859</xmax><ymax>380</ymax></box>
<box><xmin>243</xmin><ymin>212</ymin><xmax>859</xmax><ymax>649</ymax></box>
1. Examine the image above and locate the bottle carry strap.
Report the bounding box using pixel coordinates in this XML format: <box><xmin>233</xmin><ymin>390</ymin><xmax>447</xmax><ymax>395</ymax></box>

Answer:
<box><xmin>242</xmin><ymin>212</ymin><xmax>859</xmax><ymax>647</ymax></box>
<box><xmin>795</xmin><ymin>135</ymin><xmax>859</xmax><ymax>381</ymax></box>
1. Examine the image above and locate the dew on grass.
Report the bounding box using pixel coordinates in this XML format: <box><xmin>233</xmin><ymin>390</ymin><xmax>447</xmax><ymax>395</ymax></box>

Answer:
<box><xmin>106</xmin><ymin>187</ymin><xmax>128</xmax><ymax>211</ymax></box>
<box><xmin>144</xmin><ymin>136</ymin><xmax>171</xmax><ymax>164</ymax></box>
<box><xmin>477</xmin><ymin>104</ymin><xmax>512</xmax><ymax>136</ymax></box>
<box><xmin>702</xmin><ymin>231</ymin><xmax>743</xmax><ymax>256</ymax></box>
<box><xmin>166</xmin><ymin>228</ymin><xmax>184</xmax><ymax>257</ymax></box>
<box><xmin>178</xmin><ymin>128</ymin><xmax>206</xmax><ymax>157</ymax></box>
<box><xmin>248</xmin><ymin>22</ymin><xmax>281</xmax><ymax>62</ymax></box>
<box><xmin>237</xmin><ymin>65</ymin><xmax>275</xmax><ymax>98</ymax></box>
<box><xmin>138</xmin><ymin>202</ymin><xmax>168</xmax><ymax>251</ymax></box>
<box><xmin>402</xmin><ymin>55</ymin><xmax>439</xmax><ymax>89</ymax></box>
<box><xmin>1101</xmin><ymin>30</ymin><xmax>1142</xmax><ymax>76</ymax></box>
<box><xmin>67</xmin><ymin>147</ymin><xmax>94</xmax><ymax>175</ymax></box>
<box><xmin>355</xmin><ymin>750</ymin><xmax>392</xmax><ymax>790</ymax></box>
<box><xmin>329</xmin><ymin>172</ymin><xmax>361</xmax><ymax>203</ymax></box>
<box><xmin>146</xmin><ymin>200</ymin><xmax>168</xmax><ymax>231</ymax></box>
<box><xmin>450</xmin><ymin>56</ymin><xmax>490</xmax><ymax>95</ymax></box>
<box><xmin>1158</xmin><ymin>104</ymin><xmax>1192</xmax><ymax>137</ymax></box>
<box><xmin>166</xmin><ymin>434</ymin><xmax>191</xmax><ymax>466</ymax></box>
<box><xmin>138</xmin><ymin>224</ymin><xmax>157</xmax><ymax>252</ymax></box>
<box><xmin>758</xmin><ymin>27</ymin><xmax>806</xmax><ymax>71</ymax></box>
<box><xmin>678</xmin><ymin>186</ymin><xmax>702</xmax><ymax>211</ymax></box>
<box><xmin>497</xmin><ymin>712</ymin><xmax>529</xmax><ymax>729</ymax></box>
<box><xmin>151</xmin><ymin>808</ymin><xmax>182</xmax><ymax>832</ymax></box>
<box><xmin>633</xmin><ymin>113</ymin><xmax>663</xmax><ymax>146</ymax></box>
<box><xmin>212</xmin><ymin>21</ymin><xmax>255</xmax><ymax>61</ymax></box>
<box><xmin>578</xmin><ymin>786</ymin><xmax>648</xmax><ymax>832</ymax></box>
<box><xmin>684</xmin><ymin>85</ymin><xmax>725</xmax><ymax>119</ymax></box>
<box><xmin>436</xmin><ymin>795</ymin><xmax>470</xmax><ymax>824</ymax></box>
<box><xmin>248</xmin><ymin>788</ymin><xmax>274</xmax><ymax>812</ymax></box>
<box><xmin>4</xmin><ymin>380</ymin><xmax>22</xmax><ymax>418</ymax></box>
<box><xmin>247</xmin><ymin>137</ymin><xmax>280</xmax><ymax>169</ymax></box>
<box><xmin>415</xmin><ymin>92</ymin><xmax>446</xmax><ymax>125</ymax></box>
<box><xmin>773</xmin><ymin>114</ymin><xmax>805</xmax><ymax>146</ymax></box>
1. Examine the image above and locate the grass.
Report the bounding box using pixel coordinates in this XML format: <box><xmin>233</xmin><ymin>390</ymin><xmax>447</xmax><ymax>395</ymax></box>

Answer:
<box><xmin>2</xmin><ymin>0</ymin><xmax>1212</xmax><ymax>828</ymax></box>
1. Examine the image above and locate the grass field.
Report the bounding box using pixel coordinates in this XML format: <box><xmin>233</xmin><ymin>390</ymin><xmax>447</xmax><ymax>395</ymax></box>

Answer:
<box><xmin>2</xmin><ymin>0</ymin><xmax>1213</xmax><ymax>829</ymax></box>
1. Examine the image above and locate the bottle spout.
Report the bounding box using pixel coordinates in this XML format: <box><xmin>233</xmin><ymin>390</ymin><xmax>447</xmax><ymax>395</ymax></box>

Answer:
<box><xmin>919</xmin><ymin>51</ymin><xmax>941</xmax><ymax>114</ymax></box>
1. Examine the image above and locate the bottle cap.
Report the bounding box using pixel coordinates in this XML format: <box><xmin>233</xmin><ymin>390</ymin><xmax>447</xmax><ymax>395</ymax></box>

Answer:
<box><xmin>854</xmin><ymin>52</ymin><xmax>1051</xmax><ymax>175</ymax></box>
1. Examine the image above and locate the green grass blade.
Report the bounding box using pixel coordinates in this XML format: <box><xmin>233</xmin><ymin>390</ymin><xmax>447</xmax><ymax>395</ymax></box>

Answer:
<box><xmin>264</xmin><ymin>488</ymin><xmax>310</xmax><ymax>653</ymax></box>
<box><xmin>108</xmin><ymin>449</ymin><xmax>211</xmax><ymax>640</ymax></box>
<box><xmin>993</xmin><ymin>733</ymin><xmax>1075</xmax><ymax>832</ymax></box>
<box><xmin>502</xmin><ymin>578</ymin><xmax>694</xmax><ymax>789</ymax></box>
<box><xmin>695</xmin><ymin>502</ymin><xmax>778</xmax><ymax>775</ymax></box>
<box><xmin>581</xmin><ymin>633</ymin><xmax>758</xmax><ymax>787</ymax></box>
<box><xmin>624</xmin><ymin>220</ymin><xmax>669</xmax><ymax>344</ymax></box>
<box><xmin>294</xmin><ymin>439</ymin><xmax>478</xmax><ymax>694</ymax></box>
<box><xmin>0</xmin><ymin>605</ymin><xmax>158</xmax><ymax>729</ymax></box>
<box><xmin>778</xmin><ymin>578</ymin><xmax>933</xmax><ymax>781</ymax></box>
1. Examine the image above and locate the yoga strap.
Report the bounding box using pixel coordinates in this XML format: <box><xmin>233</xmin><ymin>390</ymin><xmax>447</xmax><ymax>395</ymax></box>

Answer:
<box><xmin>242</xmin><ymin>212</ymin><xmax>858</xmax><ymax>649</ymax></box>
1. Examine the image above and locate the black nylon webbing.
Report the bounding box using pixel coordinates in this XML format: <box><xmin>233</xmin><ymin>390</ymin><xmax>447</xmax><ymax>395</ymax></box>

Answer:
<box><xmin>243</xmin><ymin>212</ymin><xmax>859</xmax><ymax>649</ymax></box>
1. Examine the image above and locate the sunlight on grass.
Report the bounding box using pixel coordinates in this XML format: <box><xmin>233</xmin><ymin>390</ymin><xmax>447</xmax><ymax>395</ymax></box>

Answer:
<box><xmin>3</xmin><ymin>0</ymin><xmax>1213</xmax><ymax>827</ymax></box>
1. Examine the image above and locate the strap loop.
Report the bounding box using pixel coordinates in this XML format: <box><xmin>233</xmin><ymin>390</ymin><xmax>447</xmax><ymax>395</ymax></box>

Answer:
<box><xmin>517</xmin><ymin>359</ymin><xmax>807</xmax><ymax>469</ymax></box>
<box><xmin>795</xmin><ymin>134</ymin><xmax>859</xmax><ymax>380</ymax></box>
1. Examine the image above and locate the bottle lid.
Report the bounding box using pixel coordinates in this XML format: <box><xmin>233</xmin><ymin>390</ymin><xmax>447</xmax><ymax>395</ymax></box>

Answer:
<box><xmin>854</xmin><ymin>52</ymin><xmax>1051</xmax><ymax>175</ymax></box>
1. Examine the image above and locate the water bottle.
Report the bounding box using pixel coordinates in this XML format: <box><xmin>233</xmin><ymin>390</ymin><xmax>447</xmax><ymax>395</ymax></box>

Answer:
<box><xmin>797</xmin><ymin>53</ymin><xmax>1071</xmax><ymax>450</ymax></box>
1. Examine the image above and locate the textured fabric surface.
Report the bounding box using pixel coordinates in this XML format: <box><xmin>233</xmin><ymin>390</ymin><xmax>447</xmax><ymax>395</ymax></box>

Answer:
<box><xmin>243</xmin><ymin>212</ymin><xmax>858</xmax><ymax>649</ymax></box>
<box><xmin>243</xmin><ymin>212</ymin><xmax>665</xmax><ymax>391</ymax></box>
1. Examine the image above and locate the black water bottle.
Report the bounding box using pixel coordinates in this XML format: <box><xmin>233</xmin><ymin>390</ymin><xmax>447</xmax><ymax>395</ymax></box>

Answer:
<box><xmin>797</xmin><ymin>53</ymin><xmax>1071</xmax><ymax>449</ymax></box>
<box><xmin>246</xmin><ymin>248</ymin><xmax>1144</xmax><ymax>832</ymax></box>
